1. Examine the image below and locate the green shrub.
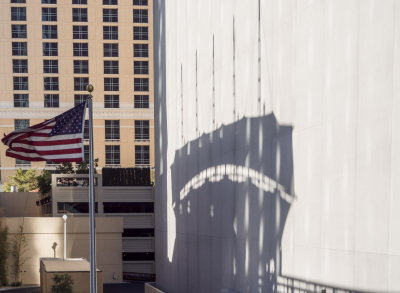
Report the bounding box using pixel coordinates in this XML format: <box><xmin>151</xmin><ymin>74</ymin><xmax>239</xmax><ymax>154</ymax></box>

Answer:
<box><xmin>51</xmin><ymin>273</ymin><xmax>73</xmax><ymax>293</ymax></box>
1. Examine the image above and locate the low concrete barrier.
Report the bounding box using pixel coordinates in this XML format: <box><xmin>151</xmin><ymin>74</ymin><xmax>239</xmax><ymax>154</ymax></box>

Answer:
<box><xmin>0</xmin><ymin>286</ymin><xmax>40</xmax><ymax>293</ymax></box>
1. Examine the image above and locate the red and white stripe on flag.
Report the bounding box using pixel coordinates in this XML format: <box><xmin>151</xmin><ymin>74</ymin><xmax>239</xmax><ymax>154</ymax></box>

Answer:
<box><xmin>1</xmin><ymin>102</ymin><xmax>87</xmax><ymax>163</ymax></box>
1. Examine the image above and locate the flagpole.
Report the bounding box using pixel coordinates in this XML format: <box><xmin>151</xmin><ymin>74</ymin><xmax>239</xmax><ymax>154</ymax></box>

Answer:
<box><xmin>86</xmin><ymin>84</ymin><xmax>97</xmax><ymax>293</ymax></box>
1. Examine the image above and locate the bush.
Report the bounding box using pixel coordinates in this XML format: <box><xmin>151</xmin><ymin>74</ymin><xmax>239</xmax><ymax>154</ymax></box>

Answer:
<box><xmin>0</xmin><ymin>218</ymin><xmax>8</xmax><ymax>286</ymax></box>
<box><xmin>51</xmin><ymin>273</ymin><xmax>73</xmax><ymax>293</ymax></box>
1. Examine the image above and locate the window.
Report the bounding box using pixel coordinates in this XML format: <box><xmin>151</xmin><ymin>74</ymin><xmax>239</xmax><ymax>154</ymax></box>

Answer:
<box><xmin>134</xmin><ymin>61</ymin><xmax>148</xmax><ymax>74</ymax></box>
<box><xmin>12</xmin><ymin>25</ymin><xmax>27</xmax><ymax>38</ymax></box>
<box><xmin>133</xmin><ymin>9</ymin><xmax>148</xmax><ymax>23</ymax></box>
<box><xmin>103</xmin><ymin>9</ymin><xmax>118</xmax><ymax>22</ymax></box>
<box><xmin>14</xmin><ymin>94</ymin><xmax>29</xmax><ymax>107</ymax></box>
<box><xmin>43</xmin><ymin>42</ymin><xmax>58</xmax><ymax>56</ymax></box>
<box><xmin>44</xmin><ymin>94</ymin><xmax>59</xmax><ymax>107</ymax></box>
<box><xmin>135</xmin><ymin>145</ymin><xmax>149</xmax><ymax>165</ymax></box>
<box><xmin>73</xmin><ymin>25</ymin><xmax>88</xmax><ymax>39</ymax></box>
<box><xmin>44</xmin><ymin>77</ymin><xmax>59</xmax><ymax>91</ymax></box>
<box><xmin>72</xmin><ymin>8</ymin><xmax>88</xmax><ymax>22</ymax></box>
<box><xmin>104</xmin><ymin>60</ymin><xmax>118</xmax><ymax>74</ymax></box>
<box><xmin>104</xmin><ymin>78</ymin><xmax>119</xmax><ymax>91</ymax></box>
<box><xmin>74</xmin><ymin>94</ymin><xmax>88</xmax><ymax>106</ymax></box>
<box><xmin>42</xmin><ymin>0</ymin><xmax>57</xmax><ymax>3</ymax></box>
<box><xmin>103</xmin><ymin>43</ymin><xmax>118</xmax><ymax>57</ymax></box>
<box><xmin>12</xmin><ymin>42</ymin><xmax>28</xmax><ymax>56</ymax></box>
<box><xmin>84</xmin><ymin>120</ymin><xmax>89</xmax><ymax>139</ymax></box>
<box><xmin>42</xmin><ymin>8</ymin><xmax>57</xmax><ymax>21</ymax></box>
<box><xmin>103</xmin><ymin>0</ymin><xmax>117</xmax><ymax>5</ymax></box>
<box><xmin>84</xmin><ymin>145</ymin><xmax>89</xmax><ymax>161</ymax></box>
<box><xmin>11</xmin><ymin>7</ymin><xmax>26</xmax><ymax>21</ymax></box>
<box><xmin>134</xmin><ymin>78</ymin><xmax>149</xmax><ymax>91</ymax></box>
<box><xmin>122</xmin><ymin>252</ymin><xmax>154</xmax><ymax>261</ymax></box>
<box><xmin>12</xmin><ymin>59</ymin><xmax>28</xmax><ymax>73</ymax></box>
<box><xmin>122</xmin><ymin>228</ymin><xmax>154</xmax><ymax>237</ymax></box>
<box><xmin>133</xmin><ymin>44</ymin><xmax>148</xmax><ymax>57</ymax></box>
<box><xmin>105</xmin><ymin>145</ymin><xmax>120</xmax><ymax>165</ymax></box>
<box><xmin>133</xmin><ymin>0</ymin><xmax>147</xmax><ymax>5</ymax></box>
<box><xmin>134</xmin><ymin>94</ymin><xmax>149</xmax><ymax>108</ymax></box>
<box><xmin>104</xmin><ymin>202</ymin><xmax>153</xmax><ymax>213</ymax></box>
<box><xmin>11</xmin><ymin>0</ymin><xmax>26</xmax><ymax>3</ymax></box>
<box><xmin>73</xmin><ymin>43</ymin><xmax>88</xmax><ymax>56</ymax></box>
<box><xmin>74</xmin><ymin>77</ymin><xmax>89</xmax><ymax>91</ymax></box>
<box><xmin>103</xmin><ymin>26</ymin><xmax>118</xmax><ymax>40</ymax></box>
<box><xmin>16</xmin><ymin>159</ymin><xmax>31</xmax><ymax>166</ymax></box>
<box><xmin>43</xmin><ymin>60</ymin><xmax>58</xmax><ymax>73</ymax></box>
<box><xmin>74</xmin><ymin>60</ymin><xmax>89</xmax><ymax>74</ymax></box>
<box><xmin>105</xmin><ymin>120</ymin><xmax>120</xmax><ymax>140</ymax></box>
<box><xmin>15</xmin><ymin>119</ymin><xmax>29</xmax><ymax>130</ymax></box>
<box><xmin>57</xmin><ymin>203</ymin><xmax>98</xmax><ymax>214</ymax></box>
<box><xmin>135</xmin><ymin>120</ymin><xmax>149</xmax><ymax>140</ymax></box>
<box><xmin>104</xmin><ymin>95</ymin><xmax>119</xmax><ymax>108</ymax></box>
<box><xmin>42</xmin><ymin>25</ymin><xmax>58</xmax><ymax>39</ymax></box>
<box><xmin>13</xmin><ymin>77</ymin><xmax>28</xmax><ymax>90</ymax></box>
<box><xmin>72</xmin><ymin>0</ymin><xmax>87</xmax><ymax>4</ymax></box>
<box><xmin>133</xmin><ymin>26</ymin><xmax>148</xmax><ymax>40</ymax></box>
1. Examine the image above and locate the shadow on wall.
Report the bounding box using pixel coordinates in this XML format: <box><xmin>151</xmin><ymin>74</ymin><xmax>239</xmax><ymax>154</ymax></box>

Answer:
<box><xmin>169</xmin><ymin>113</ymin><xmax>294</xmax><ymax>293</ymax></box>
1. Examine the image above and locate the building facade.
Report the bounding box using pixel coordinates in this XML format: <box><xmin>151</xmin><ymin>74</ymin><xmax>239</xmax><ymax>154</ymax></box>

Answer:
<box><xmin>0</xmin><ymin>0</ymin><xmax>154</xmax><ymax>182</ymax></box>
<box><xmin>154</xmin><ymin>0</ymin><xmax>400</xmax><ymax>293</ymax></box>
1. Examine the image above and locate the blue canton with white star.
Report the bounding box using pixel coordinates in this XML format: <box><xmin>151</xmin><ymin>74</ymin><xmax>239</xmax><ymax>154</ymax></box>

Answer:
<box><xmin>50</xmin><ymin>102</ymin><xmax>86</xmax><ymax>136</ymax></box>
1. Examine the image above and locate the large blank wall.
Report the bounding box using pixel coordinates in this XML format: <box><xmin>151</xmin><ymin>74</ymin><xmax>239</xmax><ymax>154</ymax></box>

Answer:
<box><xmin>154</xmin><ymin>0</ymin><xmax>400</xmax><ymax>292</ymax></box>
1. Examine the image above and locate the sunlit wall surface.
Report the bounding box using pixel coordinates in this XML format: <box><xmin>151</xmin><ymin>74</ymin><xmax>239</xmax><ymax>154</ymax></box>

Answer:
<box><xmin>154</xmin><ymin>0</ymin><xmax>400</xmax><ymax>292</ymax></box>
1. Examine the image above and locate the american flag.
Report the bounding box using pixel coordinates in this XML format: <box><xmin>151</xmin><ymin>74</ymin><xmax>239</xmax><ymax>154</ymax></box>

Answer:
<box><xmin>1</xmin><ymin>102</ymin><xmax>87</xmax><ymax>162</ymax></box>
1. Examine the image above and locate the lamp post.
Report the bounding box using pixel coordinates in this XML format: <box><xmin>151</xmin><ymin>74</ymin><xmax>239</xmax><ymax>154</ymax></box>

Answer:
<box><xmin>62</xmin><ymin>214</ymin><xmax>68</xmax><ymax>260</ymax></box>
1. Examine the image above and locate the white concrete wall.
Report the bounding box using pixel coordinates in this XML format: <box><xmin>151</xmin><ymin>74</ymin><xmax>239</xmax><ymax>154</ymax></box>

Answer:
<box><xmin>154</xmin><ymin>0</ymin><xmax>400</xmax><ymax>292</ymax></box>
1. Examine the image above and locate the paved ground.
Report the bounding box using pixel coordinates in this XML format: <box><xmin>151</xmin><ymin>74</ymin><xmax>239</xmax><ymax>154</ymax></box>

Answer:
<box><xmin>104</xmin><ymin>282</ymin><xmax>145</xmax><ymax>293</ymax></box>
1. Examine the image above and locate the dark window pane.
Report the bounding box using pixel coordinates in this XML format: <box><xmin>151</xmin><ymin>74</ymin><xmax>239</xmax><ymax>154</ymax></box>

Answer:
<box><xmin>133</xmin><ymin>26</ymin><xmax>148</xmax><ymax>40</ymax></box>
<box><xmin>122</xmin><ymin>252</ymin><xmax>154</xmax><ymax>261</ymax></box>
<box><xmin>134</xmin><ymin>95</ymin><xmax>149</xmax><ymax>108</ymax></box>
<box><xmin>84</xmin><ymin>120</ymin><xmax>89</xmax><ymax>139</ymax></box>
<box><xmin>42</xmin><ymin>25</ymin><xmax>58</xmax><ymax>39</ymax></box>
<box><xmin>11</xmin><ymin>7</ymin><xmax>26</xmax><ymax>21</ymax></box>
<box><xmin>133</xmin><ymin>9</ymin><xmax>148</xmax><ymax>23</ymax></box>
<box><xmin>11</xmin><ymin>0</ymin><xmax>26</xmax><ymax>3</ymax></box>
<box><xmin>42</xmin><ymin>7</ymin><xmax>57</xmax><ymax>21</ymax></box>
<box><xmin>103</xmin><ymin>8</ymin><xmax>118</xmax><ymax>22</ymax></box>
<box><xmin>104</xmin><ymin>60</ymin><xmax>118</xmax><ymax>74</ymax></box>
<box><xmin>103</xmin><ymin>0</ymin><xmax>117</xmax><ymax>4</ymax></box>
<box><xmin>42</xmin><ymin>0</ymin><xmax>57</xmax><ymax>3</ymax></box>
<box><xmin>13</xmin><ymin>76</ymin><xmax>28</xmax><ymax>90</ymax></box>
<box><xmin>73</xmin><ymin>8</ymin><xmax>88</xmax><ymax>22</ymax></box>
<box><xmin>103</xmin><ymin>202</ymin><xmax>153</xmax><ymax>213</ymax></box>
<box><xmin>57</xmin><ymin>202</ymin><xmax>98</xmax><ymax>214</ymax></box>
<box><xmin>122</xmin><ymin>228</ymin><xmax>154</xmax><ymax>237</ymax></box>
<box><xmin>135</xmin><ymin>145</ymin><xmax>149</xmax><ymax>165</ymax></box>
<box><xmin>104</xmin><ymin>95</ymin><xmax>119</xmax><ymax>108</ymax></box>
<box><xmin>104</xmin><ymin>78</ymin><xmax>119</xmax><ymax>91</ymax></box>
<box><xmin>43</xmin><ymin>77</ymin><xmax>59</xmax><ymax>91</ymax></box>
<box><xmin>43</xmin><ymin>60</ymin><xmax>58</xmax><ymax>73</ymax></box>
<box><xmin>72</xmin><ymin>0</ymin><xmax>87</xmax><ymax>4</ymax></box>
<box><xmin>12</xmin><ymin>42</ymin><xmax>28</xmax><ymax>56</ymax></box>
<box><xmin>13</xmin><ymin>59</ymin><xmax>28</xmax><ymax>73</ymax></box>
<box><xmin>44</xmin><ymin>94</ymin><xmax>59</xmax><ymax>107</ymax></box>
<box><xmin>74</xmin><ymin>60</ymin><xmax>89</xmax><ymax>74</ymax></box>
<box><xmin>133</xmin><ymin>0</ymin><xmax>147</xmax><ymax>5</ymax></box>
<box><xmin>74</xmin><ymin>77</ymin><xmax>89</xmax><ymax>91</ymax></box>
<box><xmin>134</xmin><ymin>78</ymin><xmax>149</xmax><ymax>92</ymax></box>
<box><xmin>73</xmin><ymin>43</ymin><xmax>88</xmax><ymax>56</ymax></box>
<box><xmin>133</xmin><ymin>44</ymin><xmax>148</xmax><ymax>57</ymax></box>
<box><xmin>43</xmin><ymin>42</ymin><xmax>58</xmax><ymax>56</ymax></box>
<box><xmin>105</xmin><ymin>120</ymin><xmax>120</xmax><ymax>140</ymax></box>
<box><xmin>134</xmin><ymin>61</ymin><xmax>148</xmax><ymax>74</ymax></box>
<box><xmin>12</xmin><ymin>24</ymin><xmax>27</xmax><ymax>38</ymax></box>
<box><xmin>105</xmin><ymin>145</ymin><xmax>120</xmax><ymax>164</ymax></box>
<box><xmin>103</xmin><ymin>26</ymin><xmax>118</xmax><ymax>40</ymax></box>
<box><xmin>14</xmin><ymin>94</ymin><xmax>29</xmax><ymax>107</ymax></box>
<box><xmin>135</xmin><ymin>120</ymin><xmax>149</xmax><ymax>140</ymax></box>
<box><xmin>73</xmin><ymin>25</ymin><xmax>88</xmax><ymax>39</ymax></box>
<box><xmin>15</xmin><ymin>119</ymin><xmax>29</xmax><ymax>130</ymax></box>
<box><xmin>104</xmin><ymin>43</ymin><xmax>118</xmax><ymax>57</ymax></box>
<box><xmin>74</xmin><ymin>94</ymin><xmax>88</xmax><ymax>106</ymax></box>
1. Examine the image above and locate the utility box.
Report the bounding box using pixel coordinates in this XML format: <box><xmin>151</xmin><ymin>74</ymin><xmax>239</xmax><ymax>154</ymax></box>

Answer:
<box><xmin>40</xmin><ymin>258</ymin><xmax>103</xmax><ymax>293</ymax></box>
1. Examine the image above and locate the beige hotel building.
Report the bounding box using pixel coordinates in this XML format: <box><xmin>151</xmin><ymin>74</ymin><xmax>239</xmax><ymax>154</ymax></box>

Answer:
<box><xmin>0</xmin><ymin>0</ymin><xmax>154</xmax><ymax>182</ymax></box>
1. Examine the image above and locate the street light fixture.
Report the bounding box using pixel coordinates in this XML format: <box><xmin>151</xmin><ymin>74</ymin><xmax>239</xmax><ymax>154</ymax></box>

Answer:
<box><xmin>62</xmin><ymin>214</ymin><xmax>68</xmax><ymax>260</ymax></box>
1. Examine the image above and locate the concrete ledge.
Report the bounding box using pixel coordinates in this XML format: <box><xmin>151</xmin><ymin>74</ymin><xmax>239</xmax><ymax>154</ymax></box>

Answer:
<box><xmin>145</xmin><ymin>283</ymin><xmax>164</xmax><ymax>293</ymax></box>
<box><xmin>0</xmin><ymin>286</ymin><xmax>40</xmax><ymax>293</ymax></box>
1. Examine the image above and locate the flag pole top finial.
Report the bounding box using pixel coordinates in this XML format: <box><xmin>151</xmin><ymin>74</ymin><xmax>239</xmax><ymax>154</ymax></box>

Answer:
<box><xmin>86</xmin><ymin>84</ymin><xmax>94</xmax><ymax>93</ymax></box>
